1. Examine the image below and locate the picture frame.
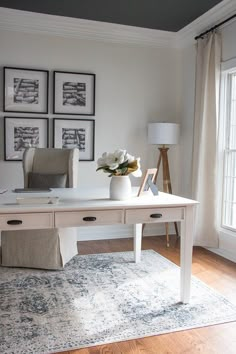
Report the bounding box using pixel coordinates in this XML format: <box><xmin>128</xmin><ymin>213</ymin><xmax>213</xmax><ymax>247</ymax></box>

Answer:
<box><xmin>137</xmin><ymin>168</ymin><xmax>158</xmax><ymax>196</ymax></box>
<box><xmin>3</xmin><ymin>67</ymin><xmax>49</xmax><ymax>113</ymax></box>
<box><xmin>53</xmin><ymin>71</ymin><xmax>96</xmax><ymax>115</ymax></box>
<box><xmin>53</xmin><ymin>118</ymin><xmax>95</xmax><ymax>161</ymax></box>
<box><xmin>4</xmin><ymin>117</ymin><xmax>49</xmax><ymax>161</ymax></box>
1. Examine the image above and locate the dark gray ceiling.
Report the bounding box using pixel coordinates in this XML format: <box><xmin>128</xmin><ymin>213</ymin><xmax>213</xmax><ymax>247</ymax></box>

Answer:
<box><xmin>0</xmin><ymin>0</ymin><xmax>223</xmax><ymax>32</ymax></box>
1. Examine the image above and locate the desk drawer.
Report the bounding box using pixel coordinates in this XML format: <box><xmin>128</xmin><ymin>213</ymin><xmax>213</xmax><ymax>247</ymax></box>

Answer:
<box><xmin>0</xmin><ymin>213</ymin><xmax>53</xmax><ymax>231</ymax></box>
<box><xmin>126</xmin><ymin>207</ymin><xmax>184</xmax><ymax>224</ymax></box>
<box><xmin>55</xmin><ymin>209</ymin><xmax>124</xmax><ymax>227</ymax></box>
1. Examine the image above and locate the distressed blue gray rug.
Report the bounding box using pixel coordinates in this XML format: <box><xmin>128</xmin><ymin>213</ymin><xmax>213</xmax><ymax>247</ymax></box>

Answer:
<box><xmin>0</xmin><ymin>250</ymin><xmax>236</xmax><ymax>354</ymax></box>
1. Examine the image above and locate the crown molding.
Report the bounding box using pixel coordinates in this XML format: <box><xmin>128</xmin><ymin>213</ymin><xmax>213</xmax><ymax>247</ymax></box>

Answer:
<box><xmin>177</xmin><ymin>0</ymin><xmax>236</xmax><ymax>47</ymax></box>
<box><xmin>0</xmin><ymin>1</ymin><xmax>236</xmax><ymax>49</ymax></box>
<box><xmin>0</xmin><ymin>7</ymin><xmax>176</xmax><ymax>49</ymax></box>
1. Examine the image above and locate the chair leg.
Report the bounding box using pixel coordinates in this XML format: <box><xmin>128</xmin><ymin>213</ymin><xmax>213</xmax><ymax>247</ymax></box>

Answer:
<box><xmin>174</xmin><ymin>222</ymin><xmax>180</xmax><ymax>247</ymax></box>
<box><xmin>165</xmin><ymin>223</ymin><xmax>170</xmax><ymax>247</ymax></box>
<box><xmin>174</xmin><ymin>221</ymin><xmax>179</xmax><ymax>238</ymax></box>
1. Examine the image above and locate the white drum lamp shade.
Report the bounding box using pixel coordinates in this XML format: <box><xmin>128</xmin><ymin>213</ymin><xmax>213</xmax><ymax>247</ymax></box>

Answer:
<box><xmin>148</xmin><ymin>123</ymin><xmax>180</xmax><ymax>145</ymax></box>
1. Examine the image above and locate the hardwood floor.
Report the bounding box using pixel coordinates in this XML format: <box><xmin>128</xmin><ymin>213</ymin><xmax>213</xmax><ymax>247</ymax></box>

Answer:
<box><xmin>56</xmin><ymin>236</ymin><xmax>236</xmax><ymax>354</ymax></box>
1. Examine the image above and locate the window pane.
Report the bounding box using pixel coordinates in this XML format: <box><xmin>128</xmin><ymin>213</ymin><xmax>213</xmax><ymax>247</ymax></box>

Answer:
<box><xmin>222</xmin><ymin>72</ymin><xmax>236</xmax><ymax>231</ymax></box>
<box><xmin>223</xmin><ymin>150</ymin><xmax>236</xmax><ymax>229</ymax></box>
<box><xmin>229</xmin><ymin>73</ymin><xmax>236</xmax><ymax>149</ymax></box>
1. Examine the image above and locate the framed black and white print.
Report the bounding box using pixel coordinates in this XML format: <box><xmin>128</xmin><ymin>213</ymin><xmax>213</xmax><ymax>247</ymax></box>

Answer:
<box><xmin>3</xmin><ymin>67</ymin><xmax>49</xmax><ymax>113</ymax></box>
<box><xmin>53</xmin><ymin>118</ymin><xmax>95</xmax><ymax>161</ymax></box>
<box><xmin>4</xmin><ymin>117</ymin><xmax>49</xmax><ymax>161</ymax></box>
<box><xmin>53</xmin><ymin>71</ymin><xmax>95</xmax><ymax>115</ymax></box>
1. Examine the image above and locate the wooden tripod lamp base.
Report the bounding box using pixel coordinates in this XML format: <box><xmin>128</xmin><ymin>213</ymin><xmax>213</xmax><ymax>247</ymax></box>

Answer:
<box><xmin>155</xmin><ymin>146</ymin><xmax>179</xmax><ymax>247</ymax></box>
<box><xmin>148</xmin><ymin>123</ymin><xmax>180</xmax><ymax>247</ymax></box>
<box><xmin>155</xmin><ymin>147</ymin><xmax>171</xmax><ymax>192</ymax></box>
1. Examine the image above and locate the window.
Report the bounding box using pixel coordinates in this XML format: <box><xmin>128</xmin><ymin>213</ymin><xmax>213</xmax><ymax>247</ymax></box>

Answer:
<box><xmin>220</xmin><ymin>64</ymin><xmax>236</xmax><ymax>232</ymax></box>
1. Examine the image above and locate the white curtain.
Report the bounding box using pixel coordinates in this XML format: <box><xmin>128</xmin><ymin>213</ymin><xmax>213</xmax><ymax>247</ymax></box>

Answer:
<box><xmin>192</xmin><ymin>32</ymin><xmax>221</xmax><ymax>247</ymax></box>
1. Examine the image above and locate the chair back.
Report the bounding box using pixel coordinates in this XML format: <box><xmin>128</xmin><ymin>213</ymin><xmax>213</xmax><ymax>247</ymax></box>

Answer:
<box><xmin>23</xmin><ymin>148</ymin><xmax>79</xmax><ymax>188</ymax></box>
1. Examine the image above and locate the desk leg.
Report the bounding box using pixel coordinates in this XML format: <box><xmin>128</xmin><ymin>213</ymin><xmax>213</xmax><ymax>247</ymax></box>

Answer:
<box><xmin>180</xmin><ymin>205</ymin><xmax>194</xmax><ymax>304</ymax></box>
<box><xmin>134</xmin><ymin>223</ymin><xmax>142</xmax><ymax>263</ymax></box>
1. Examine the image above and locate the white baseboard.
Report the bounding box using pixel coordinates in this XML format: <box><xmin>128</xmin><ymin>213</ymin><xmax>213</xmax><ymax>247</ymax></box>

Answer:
<box><xmin>207</xmin><ymin>230</ymin><xmax>236</xmax><ymax>263</ymax></box>
<box><xmin>77</xmin><ymin>223</ymin><xmax>177</xmax><ymax>241</ymax></box>
<box><xmin>206</xmin><ymin>247</ymin><xmax>236</xmax><ymax>263</ymax></box>
<box><xmin>77</xmin><ymin>225</ymin><xmax>236</xmax><ymax>265</ymax></box>
<box><xmin>77</xmin><ymin>225</ymin><xmax>132</xmax><ymax>241</ymax></box>
<box><xmin>0</xmin><ymin>223</ymin><xmax>177</xmax><ymax>243</ymax></box>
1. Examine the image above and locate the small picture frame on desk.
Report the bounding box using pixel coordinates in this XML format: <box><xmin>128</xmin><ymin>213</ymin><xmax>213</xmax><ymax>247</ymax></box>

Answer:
<box><xmin>53</xmin><ymin>118</ymin><xmax>95</xmax><ymax>161</ymax></box>
<box><xmin>3</xmin><ymin>67</ymin><xmax>49</xmax><ymax>113</ymax></box>
<box><xmin>53</xmin><ymin>71</ymin><xmax>96</xmax><ymax>115</ymax></box>
<box><xmin>4</xmin><ymin>116</ymin><xmax>49</xmax><ymax>161</ymax></box>
<box><xmin>137</xmin><ymin>168</ymin><xmax>158</xmax><ymax>196</ymax></box>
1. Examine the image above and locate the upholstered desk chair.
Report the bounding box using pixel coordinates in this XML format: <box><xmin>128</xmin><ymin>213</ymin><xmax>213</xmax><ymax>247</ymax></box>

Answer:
<box><xmin>1</xmin><ymin>147</ymin><xmax>79</xmax><ymax>270</ymax></box>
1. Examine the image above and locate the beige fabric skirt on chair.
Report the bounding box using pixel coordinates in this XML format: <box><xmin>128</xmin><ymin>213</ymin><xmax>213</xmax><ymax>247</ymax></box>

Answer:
<box><xmin>1</xmin><ymin>228</ymin><xmax>78</xmax><ymax>270</ymax></box>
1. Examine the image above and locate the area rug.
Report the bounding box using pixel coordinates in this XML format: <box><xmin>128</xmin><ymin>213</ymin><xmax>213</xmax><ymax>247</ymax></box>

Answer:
<box><xmin>1</xmin><ymin>250</ymin><xmax>236</xmax><ymax>354</ymax></box>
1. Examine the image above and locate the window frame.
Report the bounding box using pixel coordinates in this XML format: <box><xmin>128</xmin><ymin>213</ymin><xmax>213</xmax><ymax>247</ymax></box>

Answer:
<box><xmin>219</xmin><ymin>59</ymin><xmax>236</xmax><ymax>234</ymax></box>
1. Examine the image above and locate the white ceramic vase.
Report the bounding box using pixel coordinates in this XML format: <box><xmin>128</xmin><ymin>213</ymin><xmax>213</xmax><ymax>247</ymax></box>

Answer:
<box><xmin>109</xmin><ymin>175</ymin><xmax>132</xmax><ymax>200</ymax></box>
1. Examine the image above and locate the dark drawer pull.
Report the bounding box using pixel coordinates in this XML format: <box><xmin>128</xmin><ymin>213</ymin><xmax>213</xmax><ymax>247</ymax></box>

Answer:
<box><xmin>83</xmin><ymin>216</ymin><xmax>97</xmax><ymax>222</ymax></box>
<box><xmin>150</xmin><ymin>213</ymin><xmax>162</xmax><ymax>219</ymax></box>
<box><xmin>7</xmin><ymin>219</ymin><xmax>23</xmax><ymax>225</ymax></box>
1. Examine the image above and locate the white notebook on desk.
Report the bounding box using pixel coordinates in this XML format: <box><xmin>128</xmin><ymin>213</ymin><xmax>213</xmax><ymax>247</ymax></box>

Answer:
<box><xmin>16</xmin><ymin>196</ymin><xmax>59</xmax><ymax>205</ymax></box>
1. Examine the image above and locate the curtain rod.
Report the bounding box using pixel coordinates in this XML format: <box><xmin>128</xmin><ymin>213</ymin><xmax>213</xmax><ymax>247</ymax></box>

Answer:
<box><xmin>194</xmin><ymin>13</ymin><xmax>236</xmax><ymax>40</ymax></box>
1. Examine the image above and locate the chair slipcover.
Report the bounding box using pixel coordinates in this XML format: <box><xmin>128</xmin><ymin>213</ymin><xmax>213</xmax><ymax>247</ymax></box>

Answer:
<box><xmin>1</xmin><ymin>147</ymin><xmax>79</xmax><ymax>269</ymax></box>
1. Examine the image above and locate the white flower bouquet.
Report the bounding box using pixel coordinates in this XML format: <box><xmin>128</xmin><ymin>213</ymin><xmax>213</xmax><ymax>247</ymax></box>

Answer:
<box><xmin>96</xmin><ymin>149</ymin><xmax>142</xmax><ymax>177</ymax></box>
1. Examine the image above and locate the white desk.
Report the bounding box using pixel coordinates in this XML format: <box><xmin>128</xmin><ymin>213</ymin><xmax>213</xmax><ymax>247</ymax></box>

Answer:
<box><xmin>0</xmin><ymin>188</ymin><xmax>198</xmax><ymax>303</ymax></box>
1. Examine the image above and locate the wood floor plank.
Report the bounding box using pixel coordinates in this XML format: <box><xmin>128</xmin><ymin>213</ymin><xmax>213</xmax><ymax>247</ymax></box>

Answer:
<box><xmin>55</xmin><ymin>236</ymin><xmax>236</xmax><ymax>354</ymax></box>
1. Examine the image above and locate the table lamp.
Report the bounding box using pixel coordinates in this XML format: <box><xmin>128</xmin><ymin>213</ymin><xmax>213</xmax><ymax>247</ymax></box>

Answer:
<box><xmin>147</xmin><ymin>122</ymin><xmax>180</xmax><ymax>246</ymax></box>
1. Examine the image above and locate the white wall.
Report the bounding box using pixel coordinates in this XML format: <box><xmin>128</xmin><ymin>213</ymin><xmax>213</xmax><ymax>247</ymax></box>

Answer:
<box><xmin>179</xmin><ymin>45</ymin><xmax>196</xmax><ymax>198</ymax></box>
<box><xmin>1</xmin><ymin>18</ymin><xmax>235</xmax><ymax>247</ymax></box>
<box><xmin>0</xmin><ymin>30</ymin><xmax>180</xmax><ymax>191</ymax></box>
<box><xmin>0</xmin><ymin>29</ymin><xmax>181</xmax><ymax>240</ymax></box>
<box><xmin>222</xmin><ymin>20</ymin><xmax>236</xmax><ymax>62</ymax></box>
<box><xmin>1</xmin><ymin>15</ymin><xmax>235</xmax><ymax>250</ymax></box>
